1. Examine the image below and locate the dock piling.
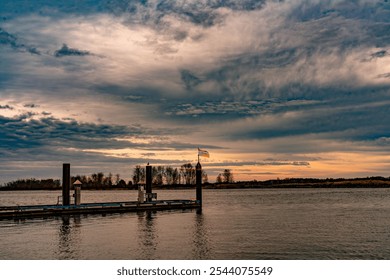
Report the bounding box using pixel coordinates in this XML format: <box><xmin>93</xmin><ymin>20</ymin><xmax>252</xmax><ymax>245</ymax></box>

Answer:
<box><xmin>196</xmin><ymin>162</ymin><xmax>202</xmax><ymax>206</ymax></box>
<box><xmin>146</xmin><ymin>163</ymin><xmax>152</xmax><ymax>202</ymax></box>
<box><xmin>62</xmin><ymin>163</ymin><xmax>70</xmax><ymax>206</ymax></box>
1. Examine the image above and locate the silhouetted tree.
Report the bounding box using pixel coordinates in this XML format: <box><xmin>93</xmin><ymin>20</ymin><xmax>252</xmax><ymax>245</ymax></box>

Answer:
<box><xmin>216</xmin><ymin>174</ymin><xmax>222</xmax><ymax>183</ymax></box>
<box><xmin>180</xmin><ymin>163</ymin><xmax>196</xmax><ymax>185</ymax></box>
<box><xmin>165</xmin><ymin>166</ymin><xmax>174</xmax><ymax>185</ymax></box>
<box><xmin>117</xmin><ymin>179</ymin><xmax>127</xmax><ymax>188</ymax></box>
<box><xmin>222</xmin><ymin>169</ymin><xmax>234</xmax><ymax>183</ymax></box>
<box><xmin>91</xmin><ymin>173</ymin><xmax>98</xmax><ymax>184</ymax></box>
<box><xmin>132</xmin><ymin>165</ymin><xmax>145</xmax><ymax>185</ymax></box>
<box><xmin>202</xmin><ymin>171</ymin><xmax>209</xmax><ymax>184</ymax></box>
<box><xmin>103</xmin><ymin>172</ymin><xmax>112</xmax><ymax>186</ymax></box>
<box><xmin>4</xmin><ymin>178</ymin><xmax>60</xmax><ymax>190</ymax></box>
<box><xmin>115</xmin><ymin>174</ymin><xmax>120</xmax><ymax>185</ymax></box>
<box><xmin>172</xmin><ymin>168</ymin><xmax>179</xmax><ymax>185</ymax></box>
<box><xmin>97</xmin><ymin>172</ymin><xmax>104</xmax><ymax>185</ymax></box>
<box><xmin>153</xmin><ymin>166</ymin><xmax>165</xmax><ymax>185</ymax></box>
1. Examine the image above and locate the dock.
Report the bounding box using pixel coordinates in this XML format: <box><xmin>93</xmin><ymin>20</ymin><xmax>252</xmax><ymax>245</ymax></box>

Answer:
<box><xmin>0</xmin><ymin>200</ymin><xmax>200</xmax><ymax>220</ymax></box>
<box><xmin>0</xmin><ymin>162</ymin><xmax>204</xmax><ymax>220</ymax></box>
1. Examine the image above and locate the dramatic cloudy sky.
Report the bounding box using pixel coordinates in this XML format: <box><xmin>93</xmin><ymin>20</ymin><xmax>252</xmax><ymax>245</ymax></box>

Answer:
<box><xmin>1</xmin><ymin>0</ymin><xmax>390</xmax><ymax>183</ymax></box>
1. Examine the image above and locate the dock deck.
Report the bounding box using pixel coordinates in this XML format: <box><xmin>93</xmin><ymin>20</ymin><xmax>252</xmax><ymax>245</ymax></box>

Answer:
<box><xmin>0</xmin><ymin>200</ymin><xmax>201</xmax><ymax>220</ymax></box>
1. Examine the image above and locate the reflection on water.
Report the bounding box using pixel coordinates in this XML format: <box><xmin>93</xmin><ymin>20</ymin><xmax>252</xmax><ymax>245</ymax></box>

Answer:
<box><xmin>50</xmin><ymin>210</ymin><xmax>211</xmax><ymax>259</ymax></box>
<box><xmin>58</xmin><ymin>216</ymin><xmax>71</xmax><ymax>257</ymax></box>
<box><xmin>136</xmin><ymin>211</ymin><xmax>158</xmax><ymax>259</ymax></box>
<box><xmin>192</xmin><ymin>212</ymin><xmax>210</xmax><ymax>259</ymax></box>
<box><xmin>2</xmin><ymin>189</ymin><xmax>390</xmax><ymax>259</ymax></box>
<box><xmin>133</xmin><ymin>210</ymin><xmax>211</xmax><ymax>259</ymax></box>
<box><xmin>57</xmin><ymin>215</ymin><xmax>81</xmax><ymax>259</ymax></box>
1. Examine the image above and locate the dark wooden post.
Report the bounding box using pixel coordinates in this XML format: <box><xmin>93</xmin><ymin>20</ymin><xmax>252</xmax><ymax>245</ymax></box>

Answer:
<box><xmin>196</xmin><ymin>162</ymin><xmax>202</xmax><ymax>206</ymax></box>
<box><xmin>146</xmin><ymin>163</ymin><xmax>152</xmax><ymax>202</ymax></box>
<box><xmin>62</xmin><ymin>163</ymin><xmax>70</xmax><ymax>206</ymax></box>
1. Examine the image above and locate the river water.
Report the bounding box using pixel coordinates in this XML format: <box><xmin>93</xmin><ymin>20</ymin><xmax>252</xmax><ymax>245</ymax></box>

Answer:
<box><xmin>1</xmin><ymin>188</ymin><xmax>390</xmax><ymax>260</ymax></box>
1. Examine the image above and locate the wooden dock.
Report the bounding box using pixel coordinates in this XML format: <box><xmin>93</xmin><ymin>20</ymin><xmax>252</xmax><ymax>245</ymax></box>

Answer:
<box><xmin>0</xmin><ymin>163</ymin><xmax>204</xmax><ymax>220</ymax></box>
<box><xmin>0</xmin><ymin>200</ymin><xmax>200</xmax><ymax>220</ymax></box>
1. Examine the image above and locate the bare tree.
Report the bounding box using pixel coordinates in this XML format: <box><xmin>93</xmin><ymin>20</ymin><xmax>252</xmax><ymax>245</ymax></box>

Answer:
<box><xmin>97</xmin><ymin>172</ymin><xmax>104</xmax><ymax>185</ymax></box>
<box><xmin>222</xmin><ymin>169</ymin><xmax>234</xmax><ymax>183</ymax></box>
<box><xmin>131</xmin><ymin>164</ymin><xmax>206</xmax><ymax>186</ymax></box>
<box><xmin>91</xmin><ymin>173</ymin><xmax>98</xmax><ymax>184</ymax></box>
<box><xmin>202</xmin><ymin>171</ymin><xmax>209</xmax><ymax>184</ymax></box>
<box><xmin>180</xmin><ymin>163</ymin><xmax>196</xmax><ymax>185</ymax></box>
<box><xmin>165</xmin><ymin>166</ymin><xmax>174</xmax><ymax>185</ymax></box>
<box><xmin>172</xmin><ymin>168</ymin><xmax>179</xmax><ymax>185</ymax></box>
<box><xmin>104</xmin><ymin>172</ymin><xmax>113</xmax><ymax>186</ymax></box>
<box><xmin>132</xmin><ymin>165</ymin><xmax>145</xmax><ymax>185</ymax></box>
<box><xmin>216</xmin><ymin>174</ymin><xmax>222</xmax><ymax>183</ymax></box>
<box><xmin>153</xmin><ymin>166</ymin><xmax>165</xmax><ymax>185</ymax></box>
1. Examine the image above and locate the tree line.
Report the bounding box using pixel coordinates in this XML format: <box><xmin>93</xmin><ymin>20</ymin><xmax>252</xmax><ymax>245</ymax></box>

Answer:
<box><xmin>132</xmin><ymin>163</ymin><xmax>210</xmax><ymax>186</ymax></box>
<box><xmin>71</xmin><ymin>172</ymin><xmax>130</xmax><ymax>189</ymax></box>
<box><xmin>216</xmin><ymin>169</ymin><xmax>234</xmax><ymax>183</ymax></box>
<box><xmin>0</xmin><ymin>178</ymin><xmax>61</xmax><ymax>190</ymax></box>
<box><xmin>0</xmin><ymin>173</ymin><xmax>130</xmax><ymax>190</ymax></box>
<box><xmin>0</xmin><ymin>165</ymin><xmax>235</xmax><ymax>190</ymax></box>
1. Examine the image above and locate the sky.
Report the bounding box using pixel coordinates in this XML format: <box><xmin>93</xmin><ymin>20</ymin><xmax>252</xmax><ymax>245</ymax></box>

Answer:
<box><xmin>1</xmin><ymin>0</ymin><xmax>390</xmax><ymax>184</ymax></box>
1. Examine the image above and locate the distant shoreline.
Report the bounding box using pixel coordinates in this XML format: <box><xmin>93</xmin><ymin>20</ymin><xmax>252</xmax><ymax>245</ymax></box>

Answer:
<box><xmin>1</xmin><ymin>177</ymin><xmax>390</xmax><ymax>191</ymax></box>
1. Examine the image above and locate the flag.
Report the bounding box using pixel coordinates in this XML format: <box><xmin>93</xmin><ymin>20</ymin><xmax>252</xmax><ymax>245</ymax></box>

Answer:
<box><xmin>198</xmin><ymin>148</ymin><xmax>209</xmax><ymax>158</ymax></box>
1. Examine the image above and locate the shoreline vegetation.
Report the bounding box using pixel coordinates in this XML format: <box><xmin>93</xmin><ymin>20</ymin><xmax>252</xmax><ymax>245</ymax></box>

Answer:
<box><xmin>1</xmin><ymin>176</ymin><xmax>390</xmax><ymax>191</ymax></box>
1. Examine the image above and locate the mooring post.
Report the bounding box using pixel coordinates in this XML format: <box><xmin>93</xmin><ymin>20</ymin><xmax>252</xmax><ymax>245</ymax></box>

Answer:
<box><xmin>73</xmin><ymin>180</ymin><xmax>82</xmax><ymax>206</ymax></box>
<box><xmin>146</xmin><ymin>163</ymin><xmax>152</xmax><ymax>202</ymax></box>
<box><xmin>196</xmin><ymin>162</ymin><xmax>202</xmax><ymax>206</ymax></box>
<box><xmin>62</xmin><ymin>163</ymin><xmax>70</xmax><ymax>206</ymax></box>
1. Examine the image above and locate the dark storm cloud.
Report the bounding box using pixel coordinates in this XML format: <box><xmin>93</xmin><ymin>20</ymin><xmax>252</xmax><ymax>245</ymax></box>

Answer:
<box><xmin>0</xmin><ymin>27</ymin><xmax>40</xmax><ymax>55</ymax></box>
<box><xmin>0</xmin><ymin>112</ymin><xmax>211</xmax><ymax>153</ymax></box>
<box><xmin>191</xmin><ymin>50</ymin><xmax>301</xmax><ymax>99</ymax></box>
<box><xmin>287</xmin><ymin>2</ymin><xmax>390</xmax><ymax>50</ymax></box>
<box><xmin>0</xmin><ymin>113</ymin><xmax>141</xmax><ymax>150</ymax></box>
<box><xmin>54</xmin><ymin>44</ymin><xmax>91</xmax><ymax>57</ymax></box>
<box><xmin>0</xmin><ymin>113</ymin><xmax>41</xmax><ymax>149</ymax></box>
<box><xmin>155</xmin><ymin>2</ymin><xmax>218</xmax><ymax>27</ymax></box>
<box><xmin>0</xmin><ymin>0</ymin><xmax>106</xmax><ymax>17</ymax></box>
<box><xmin>289</xmin><ymin>1</ymin><xmax>390</xmax><ymax>22</ymax></box>
<box><xmin>226</xmin><ymin>87</ymin><xmax>390</xmax><ymax>146</ymax></box>
<box><xmin>1</xmin><ymin>0</ymin><xmax>266</xmax><ymax>27</ymax></box>
<box><xmin>0</xmin><ymin>27</ymin><xmax>16</xmax><ymax>44</ymax></box>
<box><xmin>106</xmin><ymin>0</ymin><xmax>267</xmax><ymax>27</ymax></box>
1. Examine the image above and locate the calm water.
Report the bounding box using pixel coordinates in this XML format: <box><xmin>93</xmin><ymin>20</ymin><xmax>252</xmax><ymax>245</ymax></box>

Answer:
<box><xmin>1</xmin><ymin>188</ymin><xmax>390</xmax><ymax>260</ymax></box>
